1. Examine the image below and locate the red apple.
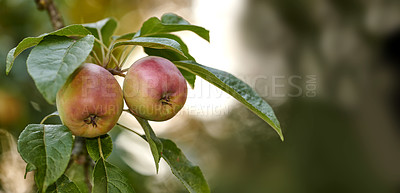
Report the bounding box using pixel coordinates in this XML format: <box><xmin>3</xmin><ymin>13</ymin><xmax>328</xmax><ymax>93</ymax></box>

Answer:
<box><xmin>123</xmin><ymin>56</ymin><xmax>188</xmax><ymax>121</ymax></box>
<box><xmin>56</xmin><ymin>63</ymin><xmax>123</xmax><ymax>138</ymax></box>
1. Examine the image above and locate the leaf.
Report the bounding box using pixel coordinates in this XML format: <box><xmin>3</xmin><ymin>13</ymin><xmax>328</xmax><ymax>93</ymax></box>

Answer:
<box><xmin>86</xmin><ymin>135</ymin><xmax>113</xmax><ymax>161</ymax></box>
<box><xmin>161</xmin><ymin>138</ymin><xmax>210</xmax><ymax>193</ymax></box>
<box><xmin>92</xmin><ymin>158</ymin><xmax>136</xmax><ymax>193</ymax></box>
<box><xmin>82</xmin><ymin>18</ymin><xmax>118</xmax><ymax>46</ymax></box>
<box><xmin>134</xmin><ymin>116</ymin><xmax>163</xmax><ymax>173</ymax></box>
<box><xmin>27</xmin><ymin>35</ymin><xmax>95</xmax><ymax>104</ymax></box>
<box><xmin>25</xmin><ymin>163</ymin><xmax>37</xmax><ymax>179</ymax></box>
<box><xmin>5</xmin><ymin>24</ymin><xmax>91</xmax><ymax>75</ymax></box>
<box><xmin>174</xmin><ymin>61</ymin><xmax>284</xmax><ymax>140</ymax></box>
<box><xmin>178</xmin><ymin>68</ymin><xmax>196</xmax><ymax>89</ymax></box>
<box><xmin>46</xmin><ymin>175</ymin><xmax>81</xmax><ymax>193</ymax></box>
<box><xmin>65</xmin><ymin>162</ymin><xmax>91</xmax><ymax>193</ymax></box>
<box><xmin>116</xmin><ymin>125</ymin><xmax>209</xmax><ymax>193</ymax></box>
<box><xmin>112</xmin><ymin>32</ymin><xmax>136</xmax><ymax>41</ymax></box>
<box><xmin>17</xmin><ymin>124</ymin><xmax>74</xmax><ymax>192</ymax></box>
<box><xmin>112</xmin><ymin>37</ymin><xmax>186</xmax><ymax>58</ymax></box>
<box><xmin>138</xmin><ymin>13</ymin><xmax>209</xmax><ymax>42</ymax></box>
<box><xmin>143</xmin><ymin>34</ymin><xmax>194</xmax><ymax>60</ymax></box>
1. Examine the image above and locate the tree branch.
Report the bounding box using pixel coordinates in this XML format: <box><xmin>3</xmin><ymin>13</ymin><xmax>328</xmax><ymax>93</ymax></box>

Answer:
<box><xmin>34</xmin><ymin>0</ymin><xmax>64</xmax><ymax>29</ymax></box>
<box><xmin>33</xmin><ymin>1</ymin><xmax>92</xmax><ymax>191</ymax></box>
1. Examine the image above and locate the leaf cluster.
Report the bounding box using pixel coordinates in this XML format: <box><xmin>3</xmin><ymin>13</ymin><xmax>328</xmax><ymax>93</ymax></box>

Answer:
<box><xmin>6</xmin><ymin>13</ymin><xmax>283</xmax><ymax>193</ymax></box>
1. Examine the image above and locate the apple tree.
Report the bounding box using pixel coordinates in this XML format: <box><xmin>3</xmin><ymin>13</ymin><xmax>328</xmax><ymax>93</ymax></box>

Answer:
<box><xmin>4</xmin><ymin>5</ymin><xmax>283</xmax><ymax>193</ymax></box>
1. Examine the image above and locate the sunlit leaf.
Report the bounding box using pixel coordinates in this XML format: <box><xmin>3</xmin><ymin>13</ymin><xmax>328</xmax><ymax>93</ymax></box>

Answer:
<box><xmin>174</xmin><ymin>60</ymin><xmax>284</xmax><ymax>140</ymax></box>
<box><xmin>27</xmin><ymin>35</ymin><xmax>94</xmax><ymax>104</ymax></box>
<box><xmin>17</xmin><ymin>124</ymin><xmax>73</xmax><ymax>192</ymax></box>
<box><xmin>5</xmin><ymin>24</ymin><xmax>91</xmax><ymax>74</ymax></box>
<box><xmin>138</xmin><ymin>13</ymin><xmax>209</xmax><ymax>42</ymax></box>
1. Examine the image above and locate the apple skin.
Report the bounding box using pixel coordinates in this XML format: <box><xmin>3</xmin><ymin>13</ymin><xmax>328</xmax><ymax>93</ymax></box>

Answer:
<box><xmin>56</xmin><ymin>63</ymin><xmax>123</xmax><ymax>138</ymax></box>
<box><xmin>123</xmin><ymin>56</ymin><xmax>188</xmax><ymax>121</ymax></box>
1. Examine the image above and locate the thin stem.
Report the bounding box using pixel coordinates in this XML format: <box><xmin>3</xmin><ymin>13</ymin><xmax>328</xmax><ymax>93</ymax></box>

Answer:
<box><xmin>118</xmin><ymin>46</ymin><xmax>129</xmax><ymax>65</ymax></box>
<box><xmin>95</xmin><ymin>38</ymin><xmax>111</xmax><ymax>53</ymax></box>
<box><xmin>91</xmin><ymin>52</ymin><xmax>102</xmax><ymax>65</ymax></box>
<box><xmin>96</xmin><ymin>28</ymin><xmax>106</xmax><ymax>65</ymax></box>
<box><xmin>108</xmin><ymin>68</ymin><xmax>125</xmax><ymax>77</ymax></box>
<box><xmin>40</xmin><ymin>113</ymin><xmax>59</xmax><ymax>124</ymax></box>
<box><xmin>111</xmin><ymin>55</ymin><xmax>120</xmax><ymax>68</ymax></box>
<box><xmin>120</xmin><ymin>45</ymin><xmax>136</xmax><ymax>68</ymax></box>
<box><xmin>116</xmin><ymin>123</ymin><xmax>142</xmax><ymax>137</ymax></box>
<box><xmin>95</xmin><ymin>38</ymin><xmax>120</xmax><ymax>67</ymax></box>
<box><xmin>97</xmin><ymin>137</ymin><xmax>104</xmax><ymax>159</ymax></box>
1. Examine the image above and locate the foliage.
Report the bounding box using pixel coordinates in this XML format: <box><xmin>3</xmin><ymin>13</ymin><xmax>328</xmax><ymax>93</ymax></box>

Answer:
<box><xmin>5</xmin><ymin>13</ymin><xmax>283</xmax><ymax>193</ymax></box>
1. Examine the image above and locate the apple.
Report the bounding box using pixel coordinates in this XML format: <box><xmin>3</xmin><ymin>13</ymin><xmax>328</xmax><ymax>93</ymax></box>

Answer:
<box><xmin>56</xmin><ymin>63</ymin><xmax>123</xmax><ymax>138</ymax></box>
<box><xmin>123</xmin><ymin>56</ymin><xmax>188</xmax><ymax>121</ymax></box>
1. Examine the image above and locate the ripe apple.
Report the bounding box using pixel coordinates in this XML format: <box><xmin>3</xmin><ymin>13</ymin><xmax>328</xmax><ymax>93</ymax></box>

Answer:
<box><xmin>123</xmin><ymin>56</ymin><xmax>188</xmax><ymax>121</ymax></box>
<box><xmin>56</xmin><ymin>63</ymin><xmax>123</xmax><ymax>138</ymax></box>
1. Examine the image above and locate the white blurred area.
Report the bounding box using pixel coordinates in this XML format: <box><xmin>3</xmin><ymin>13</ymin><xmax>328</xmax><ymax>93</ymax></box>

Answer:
<box><xmin>115</xmin><ymin>0</ymin><xmax>246</xmax><ymax>176</ymax></box>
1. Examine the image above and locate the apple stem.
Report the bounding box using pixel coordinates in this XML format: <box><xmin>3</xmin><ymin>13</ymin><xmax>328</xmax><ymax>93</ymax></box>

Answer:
<box><xmin>108</xmin><ymin>68</ymin><xmax>126</xmax><ymax>77</ymax></box>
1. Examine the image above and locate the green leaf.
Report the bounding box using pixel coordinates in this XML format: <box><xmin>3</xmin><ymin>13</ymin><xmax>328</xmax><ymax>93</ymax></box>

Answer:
<box><xmin>86</xmin><ymin>135</ymin><xmax>113</xmax><ymax>161</ymax></box>
<box><xmin>92</xmin><ymin>158</ymin><xmax>136</xmax><ymax>193</ymax></box>
<box><xmin>143</xmin><ymin>34</ymin><xmax>194</xmax><ymax>60</ymax></box>
<box><xmin>17</xmin><ymin>124</ymin><xmax>74</xmax><ymax>192</ymax></box>
<box><xmin>179</xmin><ymin>68</ymin><xmax>196</xmax><ymax>89</ymax></box>
<box><xmin>134</xmin><ymin>116</ymin><xmax>163</xmax><ymax>173</ymax></box>
<box><xmin>116</xmin><ymin>125</ymin><xmax>209</xmax><ymax>193</ymax></box>
<box><xmin>25</xmin><ymin>163</ymin><xmax>37</xmax><ymax>179</ymax></box>
<box><xmin>174</xmin><ymin>61</ymin><xmax>284</xmax><ymax>140</ymax></box>
<box><xmin>5</xmin><ymin>24</ymin><xmax>91</xmax><ymax>75</ymax></box>
<box><xmin>65</xmin><ymin>162</ymin><xmax>91</xmax><ymax>193</ymax></box>
<box><xmin>161</xmin><ymin>138</ymin><xmax>210</xmax><ymax>193</ymax></box>
<box><xmin>82</xmin><ymin>18</ymin><xmax>118</xmax><ymax>46</ymax></box>
<box><xmin>46</xmin><ymin>175</ymin><xmax>81</xmax><ymax>193</ymax></box>
<box><xmin>112</xmin><ymin>32</ymin><xmax>136</xmax><ymax>41</ymax></box>
<box><xmin>27</xmin><ymin>35</ymin><xmax>95</xmax><ymax>104</ymax></box>
<box><xmin>112</xmin><ymin>37</ymin><xmax>186</xmax><ymax>58</ymax></box>
<box><xmin>138</xmin><ymin>13</ymin><xmax>209</xmax><ymax>42</ymax></box>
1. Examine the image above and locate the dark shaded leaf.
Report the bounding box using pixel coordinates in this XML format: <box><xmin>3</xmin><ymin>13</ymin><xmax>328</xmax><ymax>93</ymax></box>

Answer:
<box><xmin>46</xmin><ymin>175</ymin><xmax>81</xmax><ymax>193</ymax></box>
<box><xmin>92</xmin><ymin>158</ymin><xmax>135</xmax><ymax>193</ymax></box>
<box><xmin>86</xmin><ymin>135</ymin><xmax>113</xmax><ymax>161</ymax></box>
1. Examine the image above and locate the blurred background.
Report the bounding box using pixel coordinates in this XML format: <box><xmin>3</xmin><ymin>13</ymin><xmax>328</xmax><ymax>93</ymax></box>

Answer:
<box><xmin>1</xmin><ymin>0</ymin><xmax>400</xmax><ymax>192</ymax></box>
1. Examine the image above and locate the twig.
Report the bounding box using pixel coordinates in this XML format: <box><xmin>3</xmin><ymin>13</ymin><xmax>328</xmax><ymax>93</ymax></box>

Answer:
<box><xmin>34</xmin><ymin>1</ymin><xmax>92</xmax><ymax>191</ymax></box>
<box><xmin>34</xmin><ymin>0</ymin><xmax>64</xmax><ymax>30</ymax></box>
<box><xmin>108</xmin><ymin>68</ymin><xmax>126</xmax><ymax>77</ymax></box>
